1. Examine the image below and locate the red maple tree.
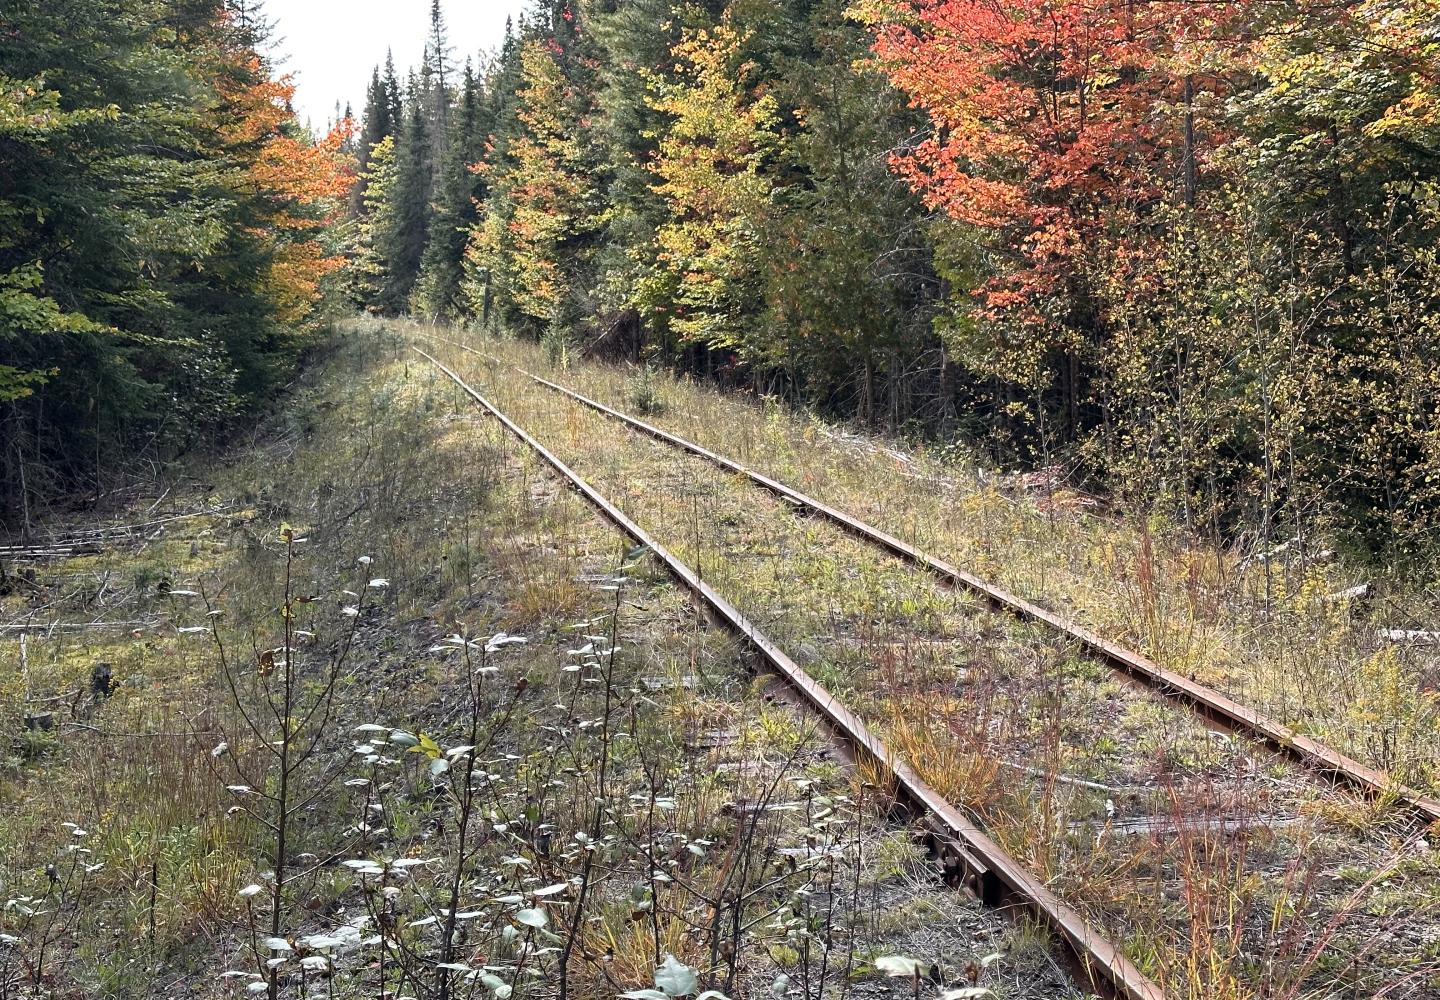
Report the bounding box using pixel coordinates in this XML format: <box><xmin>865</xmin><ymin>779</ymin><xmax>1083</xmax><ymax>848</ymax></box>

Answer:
<box><xmin>865</xmin><ymin>0</ymin><xmax>1237</xmax><ymax>320</ymax></box>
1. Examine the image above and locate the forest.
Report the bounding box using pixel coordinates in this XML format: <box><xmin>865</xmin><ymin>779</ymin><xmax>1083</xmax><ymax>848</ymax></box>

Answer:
<box><xmin>5</xmin><ymin>3</ymin><xmax>1440</xmax><ymax>999</ymax></box>
<box><xmin>0</xmin><ymin>2</ymin><xmax>352</xmax><ymax>516</ymax></box>
<box><xmin>3</xmin><ymin>0</ymin><xmax>1440</xmax><ymax>560</ymax></box>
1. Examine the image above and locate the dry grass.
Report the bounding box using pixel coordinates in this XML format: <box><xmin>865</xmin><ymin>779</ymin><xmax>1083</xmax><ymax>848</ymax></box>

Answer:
<box><xmin>0</xmin><ymin>322</ymin><xmax>1076</xmax><ymax>1000</ymax></box>
<box><xmin>398</xmin><ymin>318</ymin><xmax>1440</xmax><ymax>1000</ymax></box>
<box><xmin>884</xmin><ymin>698</ymin><xmax>1006</xmax><ymax>813</ymax></box>
<box><xmin>420</xmin><ymin>320</ymin><xmax>1440</xmax><ymax>793</ymax></box>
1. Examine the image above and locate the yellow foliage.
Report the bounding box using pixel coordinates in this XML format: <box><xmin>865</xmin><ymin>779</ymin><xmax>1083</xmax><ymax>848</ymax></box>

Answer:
<box><xmin>645</xmin><ymin>15</ymin><xmax>782</xmax><ymax>348</ymax></box>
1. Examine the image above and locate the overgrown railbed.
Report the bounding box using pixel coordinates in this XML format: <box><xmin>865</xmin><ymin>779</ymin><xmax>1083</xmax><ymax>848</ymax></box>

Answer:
<box><xmin>419</xmin><ymin>325</ymin><xmax>1440</xmax><ymax>797</ymax></box>
<box><xmin>0</xmin><ymin>327</ymin><xmax>1076</xmax><ymax>1000</ymax></box>
<box><xmin>415</xmin><ymin>322</ymin><xmax>1440</xmax><ymax>999</ymax></box>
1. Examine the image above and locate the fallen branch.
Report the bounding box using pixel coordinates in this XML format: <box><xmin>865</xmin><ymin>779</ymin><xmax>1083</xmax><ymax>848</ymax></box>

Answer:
<box><xmin>999</xmin><ymin>761</ymin><xmax>1148</xmax><ymax>795</ymax></box>
<box><xmin>0</xmin><ymin>505</ymin><xmax>234</xmax><ymax>552</ymax></box>
<box><xmin>1376</xmin><ymin>628</ymin><xmax>1440</xmax><ymax>646</ymax></box>
<box><xmin>0</xmin><ymin>619</ymin><xmax>160</xmax><ymax>632</ymax></box>
<box><xmin>1075</xmin><ymin>813</ymin><xmax>1304</xmax><ymax>839</ymax></box>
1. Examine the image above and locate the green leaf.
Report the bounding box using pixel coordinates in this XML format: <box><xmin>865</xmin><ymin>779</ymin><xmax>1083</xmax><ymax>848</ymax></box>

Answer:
<box><xmin>481</xmin><ymin>973</ymin><xmax>512</xmax><ymax>998</ymax></box>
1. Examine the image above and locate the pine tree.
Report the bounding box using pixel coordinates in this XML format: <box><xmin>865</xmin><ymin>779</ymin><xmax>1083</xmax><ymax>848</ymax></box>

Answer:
<box><xmin>482</xmin><ymin>17</ymin><xmax>525</xmax><ymax>171</ymax></box>
<box><xmin>372</xmin><ymin>77</ymin><xmax>434</xmax><ymax>311</ymax></box>
<box><xmin>351</xmin><ymin>65</ymin><xmax>398</xmax><ymax>213</ymax></box>
<box><xmin>414</xmin><ymin>59</ymin><xmax>491</xmax><ymax>319</ymax></box>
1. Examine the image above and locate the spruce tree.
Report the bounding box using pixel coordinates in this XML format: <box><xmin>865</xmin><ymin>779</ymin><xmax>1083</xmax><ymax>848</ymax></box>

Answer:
<box><xmin>424</xmin><ymin>0</ymin><xmax>454</xmax><ymax>154</ymax></box>
<box><xmin>351</xmin><ymin>65</ymin><xmax>397</xmax><ymax>213</ymax></box>
<box><xmin>373</xmin><ymin>76</ymin><xmax>434</xmax><ymax>311</ymax></box>
<box><xmin>755</xmin><ymin>0</ymin><xmax>936</xmax><ymax>419</ymax></box>
<box><xmin>588</xmin><ymin>0</ymin><xmax>687</xmax><ymax>350</ymax></box>
<box><xmin>383</xmin><ymin>50</ymin><xmax>403</xmax><ymax>137</ymax></box>
<box><xmin>414</xmin><ymin>59</ymin><xmax>490</xmax><ymax>319</ymax></box>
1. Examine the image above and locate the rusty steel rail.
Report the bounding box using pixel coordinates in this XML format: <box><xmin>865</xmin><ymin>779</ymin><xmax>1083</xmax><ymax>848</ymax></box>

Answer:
<box><xmin>414</xmin><ymin>347</ymin><xmax>1167</xmax><ymax>1000</ymax></box>
<box><xmin>433</xmin><ymin>335</ymin><xmax>1440</xmax><ymax>825</ymax></box>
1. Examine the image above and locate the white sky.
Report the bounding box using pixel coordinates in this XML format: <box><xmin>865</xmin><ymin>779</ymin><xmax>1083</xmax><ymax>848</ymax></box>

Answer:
<box><xmin>263</xmin><ymin>0</ymin><xmax>531</xmax><ymax>131</ymax></box>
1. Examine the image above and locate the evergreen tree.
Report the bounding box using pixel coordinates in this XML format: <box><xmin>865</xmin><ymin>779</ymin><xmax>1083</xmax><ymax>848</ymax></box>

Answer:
<box><xmin>461</xmin><ymin>6</ymin><xmax>604</xmax><ymax>335</ymax></box>
<box><xmin>0</xmin><ymin>0</ymin><xmax>352</xmax><ymax>516</ymax></box>
<box><xmin>755</xmin><ymin>0</ymin><xmax>937</xmax><ymax>421</ymax></box>
<box><xmin>460</xmin><ymin>20</ymin><xmax>527</xmax><ymax>327</ymax></box>
<box><xmin>350</xmin><ymin>65</ymin><xmax>396</xmax><ymax>213</ymax></box>
<box><xmin>415</xmin><ymin>59</ymin><xmax>490</xmax><ymax>319</ymax></box>
<box><xmin>587</xmin><ymin>0</ymin><xmax>686</xmax><ymax>352</ymax></box>
<box><xmin>423</xmin><ymin>0</ymin><xmax>454</xmax><ymax>156</ymax></box>
<box><xmin>372</xmin><ymin>77</ymin><xmax>434</xmax><ymax>311</ymax></box>
<box><xmin>383</xmin><ymin>50</ymin><xmax>403</xmax><ymax>132</ymax></box>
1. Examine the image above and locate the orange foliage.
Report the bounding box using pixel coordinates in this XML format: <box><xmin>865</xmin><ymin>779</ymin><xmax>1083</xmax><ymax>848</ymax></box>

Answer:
<box><xmin>268</xmin><ymin>242</ymin><xmax>348</xmax><ymax>326</ymax></box>
<box><xmin>866</xmin><ymin>0</ymin><xmax>1238</xmax><ymax>317</ymax></box>
<box><xmin>215</xmin><ymin>57</ymin><xmax>355</xmax><ymax>323</ymax></box>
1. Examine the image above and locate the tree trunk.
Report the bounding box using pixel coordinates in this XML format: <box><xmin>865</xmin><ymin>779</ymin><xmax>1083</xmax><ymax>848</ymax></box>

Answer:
<box><xmin>1182</xmin><ymin>75</ymin><xmax>1196</xmax><ymax>207</ymax></box>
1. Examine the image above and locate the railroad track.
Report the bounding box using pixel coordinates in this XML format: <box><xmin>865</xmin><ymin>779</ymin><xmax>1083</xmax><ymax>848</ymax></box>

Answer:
<box><xmin>427</xmin><ymin>335</ymin><xmax>1440</xmax><ymax>826</ymax></box>
<box><xmin>413</xmin><ymin>347</ymin><xmax>1166</xmax><ymax>1000</ymax></box>
<box><xmin>420</xmin><ymin>339</ymin><xmax>1440</xmax><ymax>998</ymax></box>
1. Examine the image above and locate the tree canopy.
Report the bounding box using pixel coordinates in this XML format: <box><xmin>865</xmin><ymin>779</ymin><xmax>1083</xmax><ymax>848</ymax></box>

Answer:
<box><xmin>0</xmin><ymin>0</ymin><xmax>352</xmax><ymax>516</ymax></box>
<box><xmin>9</xmin><ymin>0</ymin><xmax>1440</xmax><ymax>559</ymax></box>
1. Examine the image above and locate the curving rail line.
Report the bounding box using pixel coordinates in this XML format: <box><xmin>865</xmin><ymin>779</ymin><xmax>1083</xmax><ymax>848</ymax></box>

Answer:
<box><xmin>414</xmin><ymin>346</ymin><xmax>1167</xmax><ymax>1000</ymax></box>
<box><xmin>431</xmin><ymin>335</ymin><xmax>1440</xmax><ymax>826</ymax></box>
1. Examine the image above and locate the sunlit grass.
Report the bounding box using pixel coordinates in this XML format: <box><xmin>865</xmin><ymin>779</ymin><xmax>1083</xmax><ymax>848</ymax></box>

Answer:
<box><xmin>400</xmin><ymin>317</ymin><xmax>1440</xmax><ymax>1000</ymax></box>
<box><xmin>1</xmin><ymin>321</ymin><xmax>1071</xmax><ymax>1000</ymax></box>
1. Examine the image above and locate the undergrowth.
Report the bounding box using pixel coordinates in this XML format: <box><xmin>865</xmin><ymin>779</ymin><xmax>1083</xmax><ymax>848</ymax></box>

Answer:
<box><xmin>408</xmin><ymin>318</ymin><xmax>1440</xmax><ymax>1000</ymax></box>
<box><xmin>0</xmin><ymin>325</ymin><xmax>1072</xmax><ymax>1000</ymax></box>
